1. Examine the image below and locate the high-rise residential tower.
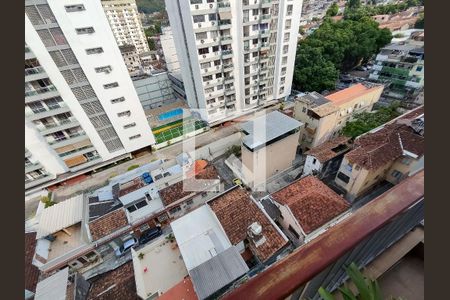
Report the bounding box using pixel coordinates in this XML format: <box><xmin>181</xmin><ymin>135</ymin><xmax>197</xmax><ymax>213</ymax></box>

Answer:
<box><xmin>25</xmin><ymin>0</ymin><xmax>155</xmax><ymax>191</ymax></box>
<box><xmin>101</xmin><ymin>0</ymin><xmax>150</xmax><ymax>55</ymax></box>
<box><xmin>165</xmin><ymin>0</ymin><xmax>303</xmax><ymax>123</ymax></box>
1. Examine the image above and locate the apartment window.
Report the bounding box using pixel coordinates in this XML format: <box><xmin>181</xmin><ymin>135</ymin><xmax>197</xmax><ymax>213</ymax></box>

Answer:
<box><xmin>391</xmin><ymin>170</ymin><xmax>403</xmax><ymax>180</ymax></box>
<box><xmin>95</xmin><ymin>66</ymin><xmax>112</xmax><ymax>74</ymax></box>
<box><xmin>205</xmin><ymin>87</ymin><xmax>214</xmax><ymax>93</ymax></box>
<box><xmin>280</xmin><ymin>77</ymin><xmax>285</xmax><ymax>84</ymax></box>
<box><xmin>111</xmin><ymin>97</ymin><xmax>125</xmax><ymax>104</ymax></box>
<box><xmin>118</xmin><ymin>110</ymin><xmax>131</xmax><ymax>117</ymax></box>
<box><xmin>284</xmin><ymin>32</ymin><xmax>290</xmax><ymax>42</ymax></box>
<box><xmin>65</xmin><ymin>4</ymin><xmax>85</xmax><ymax>12</ymax></box>
<box><xmin>287</xmin><ymin>4</ymin><xmax>293</xmax><ymax>16</ymax></box>
<box><xmin>212</xmin><ymin>45</ymin><xmax>220</xmax><ymax>52</ymax></box>
<box><xmin>198</xmin><ymin>48</ymin><xmax>209</xmax><ymax>55</ymax></box>
<box><xmin>76</xmin><ymin>27</ymin><xmax>95</xmax><ymax>34</ymax></box>
<box><xmin>193</xmin><ymin>15</ymin><xmax>205</xmax><ymax>23</ymax></box>
<box><xmin>282</xmin><ymin>56</ymin><xmax>288</xmax><ymax>65</ymax></box>
<box><xmin>416</xmin><ymin>66</ymin><xmax>423</xmax><ymax>72</ymax></box>
<box><xmin>252</xmin><ymin>38</ymin><xmax>258</xmax><ymax>45</ymax></box>
<box><xmin>103</xmin><ymin>82</ymin><xmax>119</xmax><ymax>89</ymax></box>
<box><xmin>203</xmin><ymin>75</ymin><xmax>213</xmax><ymax>82</ymax></box>
<box><xmin>28</xmin><ymin>102</ymin><xmax>46</xmax><ymax>113</ymax></box>
<box><xmin>200</xmin><ymin>62</ymin><xmax>211</xmax><ymax>69</ymax></box>
<box><xmin>252</xmin><ymin>9</ymin><xmax>259</xmax><ymax>16</ymax></box>
<box><xmin>209</xmin><ymin>13</ymin><xmax>217</xmax><ymax>21</ymax></box>
<box><xmin>337</xmin><ymin>172</ymin><xmax>350</xmax><ymax>184</ymax></box>
<box><xmin>186</xmin><ymin>199</ymin><xmax>194</xmax><ymax>206</ymax></box>
<box><xmin>285</xmin><ymin>19</ymin><xmax>291</xmax><ymax>29</ymax></box>
<box><xmin>252</xmin><ymin>52</ymin><xmax>258</xmax><ymax>58</ymax></box>
<box><xmin>196</xmin><ymin>32</ymin><xmax>208</xmax><ymax>40</ymax></box>
<box><xmin>169</xmin><ymin>206</ymin><xmax>182</xmax><ymax>215</ymax></box>
<box><xmin>86</xmin><ymin>47</ymin><xmax>103</xmax><ymax>55</ymax></box>
<box><xmin>129</xmin><ymin>134</ymin><xmax>141</xmax><ymax>140</ymax></box>
<box><xmin>124</xmin><ymin>122</ymin><xmax>136</xmax><ymax>129</ymax></box>
<box><xmin>216</xmin><ymin>73</ymin><xmax>222</xmax><ymax>79</ymax></box>
<box><xmin>190</xmin><ymin>0</ymin><xmax>202</xmax><ymax>4</ymax></box>
<box><xmin>217</xmin><ymin>84</ymin><xmax>223</xmax><ymax>90</ymax></box>
<box><xmin>252</xmin><ymin>24</ymin><xmax>259</xmax><ymax>31</ymax></box>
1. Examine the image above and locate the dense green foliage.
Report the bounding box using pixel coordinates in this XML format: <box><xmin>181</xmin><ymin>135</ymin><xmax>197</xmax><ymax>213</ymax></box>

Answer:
<box><xmin>326</xmin><ymin>2</ymin><xmax>339</xmax><ymax>17</ymax></box>
<box><xmin>136</xmin><ymin>0</ymin><xmax>165</xmax><ymax>14</ymax></box>
<box><xmin>344</xmin><ymin>0</ymin><xmax>423</xmax><ymax>20</ymax></box>
<box><xmin>148</xmin><ymin>38</ymin><xmax>156</xmax><ymax>50</ymax></box>
<box><xmin>415</xmin><ymin>13</ymin><xmax>424</xmax><ymax>29</ymax></box>
<box><xmin>145</xmin><ymin>23</ymin><xmax>162</xmax><ymax>38</ymax></box>
<box><xmin>293</xmin><ymin>16</ymin><xmax>392</xmax><ymax>92</ymax></box>
<box><xmin>341</xmin><ymin>103</ymin><xmax>400</xmax><ymax>138</ymax></box>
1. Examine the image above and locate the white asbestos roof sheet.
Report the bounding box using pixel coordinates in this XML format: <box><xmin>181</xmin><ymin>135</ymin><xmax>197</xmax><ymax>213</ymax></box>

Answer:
<box><xmin>36</xmin><ymin>194</ymin><xmax>84</xmax><ymax>239</ymax></box>
<box><xmin>35</xmin><ymin>267</ymin><xmax>69</xmax><ymax>300</ymax></box>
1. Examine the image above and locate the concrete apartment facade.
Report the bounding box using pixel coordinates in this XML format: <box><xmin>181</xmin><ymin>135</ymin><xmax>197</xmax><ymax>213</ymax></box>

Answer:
<box><xmin>25</xmin><ymin>0</ymin><xmax>155</xmax><ymax>191</ymax></box>
<box><xmin>369</xmin><ymin>31</ymin><xmax>424</xmax><ymax>100</ymax></box>
<box><xmin>293</xmin><ymin>83</ymin><xmax>384</xmax><ymax>151</ymax></box>
<box><xmin>164</xmin><ymin>0</ymin><xmax>303</xmax><ymax>124</ymax></box>
<box><xmin>101</xmin><ymin>0</ymin><xmax>150</xmax><ymax>55</ymax></box>
<box><xmin>160</xmin><ymin>26</ymin><xmax>182</xmax><ymax>77</ymax></box>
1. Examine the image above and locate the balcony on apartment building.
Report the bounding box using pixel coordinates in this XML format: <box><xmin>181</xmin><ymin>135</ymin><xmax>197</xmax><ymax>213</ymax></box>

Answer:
<box><xmin>25</xmin><ymin>102</ymin><xmax>70</xmax><ymax>121</ymax></box>
<box><xmin>47</xmin><ymin>130</ymin><xmax>87</xmax><ymax>148</ymax></box>
<box><xmin>35</xmin><ymin>118</ymin><xmax>80</xmax><ymax>136</ymax></box>
<box><xmin>25</xmin><ymin>66</ymin><xmax>47</xmax><ymax>82</ymax></box>
<box><xmin>25</xmin><ymin>85</ymin><xmax>59</xmax><ymax>103</ymax></box>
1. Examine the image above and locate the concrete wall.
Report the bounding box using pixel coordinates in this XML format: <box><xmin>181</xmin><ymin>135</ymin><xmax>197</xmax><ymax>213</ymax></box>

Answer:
<box><xmin>242</xmin><ymin>131</ymin><xmax>300</xmax><ymax>187</ymax></box>
<box><xmin>303</xmin><ymin>155</ymin><xmax>322</xmax><ymax>176</ymax></box>
<box><xmin>132</xmin><ymin>73</ymin><xmax>177</xmax><ymax>110</ymax></box>
<box><xmin>160</xmin><ymin>26</ymin><xmax>181</xmax><ymax>76</ymax></box>
<box><xmin>188</xmin><ymin>131</ymin><xmax>241</xmax><ymax>161</ymax></box>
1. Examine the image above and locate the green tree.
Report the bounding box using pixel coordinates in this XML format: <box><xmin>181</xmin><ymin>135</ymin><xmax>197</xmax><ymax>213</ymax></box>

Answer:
<box><xmin>136</xmin><ymin>0</ymin><xmax>165</xmax><ymax>14</ymax></box>
<box><xmin>341</xmin><ymin>103</ymin><xmax>400</xmax><ymax>139</ymax></box>
<box><xmin>293</xmin><ymin>47</ymin><xmax>339</xmax><ymax>92</ymax></box>
<box><xmin>347</xmin><ymin>0</ymin><xmax>361</xmax><ymax>9</ymax></box>
<box><xmin>326</xmin><ymin>3</ymin><xmax>339</xmax><ymax>17</ymax></box>
<box><xmin>147</xmin><ymin>38</ymin><xmax>156</xmax><ymax>50</ymax></box>
<box><xmin>318</xmin><ymin>262</ymin><xmax>404</xmax><ymax>300</ymax></box>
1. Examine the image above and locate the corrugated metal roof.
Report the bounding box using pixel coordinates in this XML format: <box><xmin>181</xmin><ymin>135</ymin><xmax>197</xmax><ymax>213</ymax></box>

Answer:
<box><xmin>241</xmin><ymin>111</ymin><xmax>303</xmax><ymax>150</ymax></box>
<box><xmin>190</xmin><ymin>246</ymin><xmax>249</xmax><ymax>300</ymax></box>
<box><xmin>36</xmin><ymin>194</ymin><xmax>84</xmax><ymax>239</ymax></box>
<box><xmin>171</xmin><ymin>205</ymin><xmax>232</xmax><ymax>271</ymax></box>
<box><xmin>34</xmin><ymin>267</ymin><xmax>69</xmax><ymax>300</ymax></box>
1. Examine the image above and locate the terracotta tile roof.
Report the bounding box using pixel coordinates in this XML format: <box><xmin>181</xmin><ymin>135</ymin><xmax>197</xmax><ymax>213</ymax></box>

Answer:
<box><xmin>88</xmin><ymin>208</ymin><xmax>129</xmax><ymax>241</ymax></box>
<box><xmin>25</xmin><ymin>232</ymin><xmax>40</xmax><ymax>292</ymax></box>
<box><xmin>87</xmin><ymin>261</ymin><xmax>139</xmax><ymax>300</ymax></box>
<box><xmin>119</xmin><ymin>178</ymin><xmax>146</xmax><ymax>197</ymax></box>
<box><xmin>159</xmin><ymin>165</ymin><xmax>219</xmax><ymax>206</ymax></box>
<box><xmin>271</xmin><ymin>176</ymin><xmax>350</xmax><ymax>234</ymax></box>
<box><xmin>325</xmin><ymin>83</ymin><xmax>383</xmax><ymax>106</ymax></box>
<box><xmin>158</xmin><ymin>277</ymin><xmax>198</xmax><ymax>300</ymax></box>
<box><xmin>345</xmin><ymin>122</ymin><xmax>424</xmax><ymax>170</ymax></box>
<box><xmin>305</xmin><ymin>136</ymin><xmax>351</xmax><ymax>163</ymax></box>
<box><xmin>209</xmin><ymin>188</ymin><xmax>287</xmax><ymax>262</ymax></box>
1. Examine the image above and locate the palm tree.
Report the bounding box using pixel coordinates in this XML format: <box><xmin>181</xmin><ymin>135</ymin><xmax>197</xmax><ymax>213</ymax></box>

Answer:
<box><xmin>318</xmin><ymin>263</ymin><xmax>402</xmax><ymax>300</ymax></box>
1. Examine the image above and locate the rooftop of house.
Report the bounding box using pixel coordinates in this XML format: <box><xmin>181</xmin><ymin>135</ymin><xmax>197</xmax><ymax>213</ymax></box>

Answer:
<box><xmin>171</xmin><ymin>205</ymin><xmax>232</xmax><ymax>271</ymax></box>
<box><xmin>34</xmin><ymin>268</ymin><xmax>71</xmax><ymax>300</ymax></box>
<box><xmin>271</xmin><ymin>176</ymin><xmax>350</xmax><ymax>235</ymax></box>
<box><xmin>157</xmin><ymin>277</ymin><xmax>198</xmax><ymax>300</ymax></box>
<box><xmin>345</xmin><ymin>107</ymin><xmax>425</xmax><ymax>170</ymax></box>
<box><xmin>295</xmin><ymin>91</ymin><xmax>331</xmax><ymax>108</ymax></box>
<box><xmin>88</xmin><ymin>196</ymin><xmax>122</xmax><ymax>222</ymax></box>
<box><xmin>88</xmin><ymin>208</ymin><xmax>129</xmax><ymax>241</ymax></box>
<box><xmin>241</xmin><ymin>111</ymin><xmax>303</xmax><ymax>150</ymax></box>
<box><xmin>132</xmin><ymin>234</ymin><xmax>188</xmax><ymax>299</ymax></box>
<box><xmin>325</xmin><ymin>83</ymin><xmax>384</xmax><ymax>106</ymax></box>
<box><xmin>87</xmin><ymin>261</ymin><xmax>139</xmax><ymax>300</ymax></box>
<box><xmin>305</xmin><ymin>136</ymin><xmax>352</xmax><ymax>163</ymax></box>
<box><xmin>208</xmin><ymin>187</ymin><xmax>288</xmax><ymax>262</ymax></box>
<box><xmin>159</xmin><ymin>165</ymin><xmax>220</xmax><ymax>207</ymax></box>
<box><xmin>25</xmin><ymin>232</ymin><xmax>40</xmax><ymax>293</ymax></box>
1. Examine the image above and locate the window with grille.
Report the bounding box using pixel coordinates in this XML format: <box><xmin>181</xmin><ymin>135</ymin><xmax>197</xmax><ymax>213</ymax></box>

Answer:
<box><xmin>37</xmin><ymin>4</ymin><xmax>56</xmax><ymax>23</ymax></box>
<box><xmin>193</xmin><ymin>15</ymin><xmax>205</xmax><ymax>23</ymax></box>
<box><xmin>72</xmin><ymin>68</ymin><xmax>87</xmax><ymax>82</ymax></box>
<box><xmin>124</xmin><ymin>122</ymin><xmax>136</xmax><ymax>129</ymax></box>
<box><xmin>118</xmin><ymin>110</ymin><xmax>131</xmax><ymax>117</ymax></box>
<box><xmin>95</xmin><ymin>66</ymin><xmax>113</xmax><ymax>74</ymax></box>
<box><xmin>104</xmin><ymin>138</ymin><xmax>124</xmax><ymax>152</ymax></box>
<box><xmin>76</xmin><ymin>27</ymin><xmax>95</xmax><ymax>34</ymax></box>
<box><xmin>61</xmin><ymin>49</ymin><xmax>77</xmax><ymax>64</ymax></box>
<box><xmin>86</xmin><ymin>47</ymin><xmax>104</xmax><ymax>55</ymax></box>
<box><xmin>37</xmin><ymin>29</ymin><xmax>56</xmax><ymax>47</ymax></box>
<box><xmin>65</xmin><ymin>4</ymin><xmax>85</xmax><ymax>12</ymax></box>
<box><xmin>196</xmin><ymin>32</ymin><xmax>207</xmax><ymax>40</ymax></box>
<box><xmin>111</xmin><ymin>97</ymin><xmax>125</xmax><ymax>104</ymax></box>
<box><xmin>25</xmin><ymin>6</ymin><xmax>44</xmax><ymax>25</ymax></box>
<box><xmin>104</xmin><ymin>82</ymin><xmax>119</xmax><ymax>89</ymax></box>
<box><xmin>61</xmin><ymin>70</ymin><xmax>77</xmax><ymax>85</ymax></box>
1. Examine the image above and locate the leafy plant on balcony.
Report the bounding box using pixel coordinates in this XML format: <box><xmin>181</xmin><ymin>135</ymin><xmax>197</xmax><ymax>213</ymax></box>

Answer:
<box><xmin>318</xmin><ymin>262</ymin><xmax>403</xmax><ymax>300</ymax></box>
<box><xmin>41</xmin><ymin>193</ymin><xmax>55</xmax><ymax>208</ymax></box>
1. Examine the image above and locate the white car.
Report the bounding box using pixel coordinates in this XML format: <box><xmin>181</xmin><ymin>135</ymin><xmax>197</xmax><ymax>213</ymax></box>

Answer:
<box><xmin>109</xmin><ymin>235</ymin><xmax>138</xmax><ymax>257</ymax></box>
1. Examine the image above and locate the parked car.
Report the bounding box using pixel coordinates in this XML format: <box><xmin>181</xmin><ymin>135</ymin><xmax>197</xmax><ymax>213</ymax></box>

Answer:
<box><xmin>109</xmin><ymin>235</ymin><xmax>139</xmax><ymax>257</ymax></box>
<box><xmin>139</xmin><ymin>226</ymin><xmax>163</xmax><ymax>245</ymax></box>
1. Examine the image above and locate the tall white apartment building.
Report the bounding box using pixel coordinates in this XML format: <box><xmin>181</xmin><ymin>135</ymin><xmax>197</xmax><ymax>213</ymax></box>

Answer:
<box><xmin>165</xmin><ymin>0</ymin><xmax>303</xmax><ymax>123</ymax></box>
<box><xmin>160</xmin><ymin>26</ymin><xmax>182</xmax><ymax>78</ymax></box>
<box><xmin>101</xmin><ymin>0</ymin><xmax>150</xmax><ymax>55</ymax></box>
<box><xmin>25</xmin><ymin>0</ymin><xmax>155</xmax><ymax>191</ymax></box>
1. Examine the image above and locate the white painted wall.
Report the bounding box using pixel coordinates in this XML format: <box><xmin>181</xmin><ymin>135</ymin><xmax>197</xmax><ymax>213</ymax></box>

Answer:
<box><xmin>47</xmin><ymin>0</ymin><xmax>155</xmax><ymax>153</ymax></box>
<box><xmin>160</xmin><ymin>26</ymin><xmax>181</xmax><ymax>77</ymax></box>
<box><xmin>302</xmin><ymin>155</ymin><xmax>322</xmax><ymax>176</ymax></box>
